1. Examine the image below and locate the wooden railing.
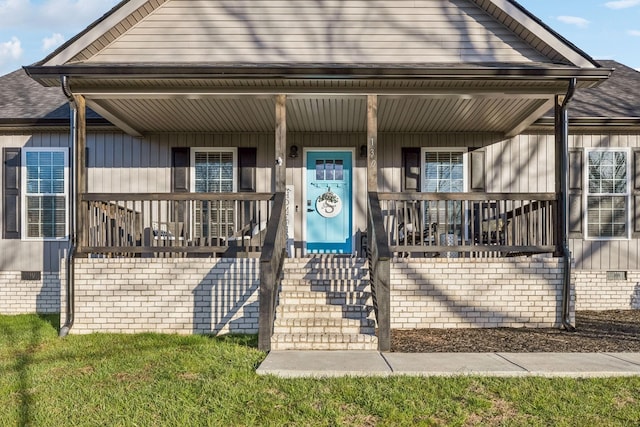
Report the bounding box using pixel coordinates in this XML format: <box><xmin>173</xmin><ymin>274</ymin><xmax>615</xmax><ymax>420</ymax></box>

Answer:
<box><xmin>79</xmin><ymin>193</ymin><xmax>275</xmax><ymax>257</ymax></box>
<box><xmin>258</xmin><ymin>192</ymin><xmax>287</xmax><ymax>352</ymax></box>
<box><xmin>367</xmin><ymin>192</ymin><xmax>391</xmax><ymax>352</ymax></box>
<box><xmin>378</xmin><ymin>192</ymin><xmax>559</xmax><ymax>257</ymax></box>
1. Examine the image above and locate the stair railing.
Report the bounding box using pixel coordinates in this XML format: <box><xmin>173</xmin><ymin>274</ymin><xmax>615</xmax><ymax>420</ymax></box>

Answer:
<box><xmin>367</xmin><ymin>192</ymin><xmax>391</xmax><ymax>351</ymax></box>
<box><xmin>258</xmin><ymin>192</ymin><xmax>287</xmax><ymax>352</ymax></box>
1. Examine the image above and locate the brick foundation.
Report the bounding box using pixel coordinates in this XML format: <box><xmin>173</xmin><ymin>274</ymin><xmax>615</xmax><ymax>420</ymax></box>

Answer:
<box><xmin>0</xmin><ymin>271</ymin><xmax>60</xmax><ymax>314</ymax></box>
<box><xmin>389</xmin><ymin>256</ymin><xmax>573</xmax><ymax>329</ymax></box>
<box><xmin>62</xmin><ymin>258</ymin><xmax>259</xmax><ymax>335</ymax></box>
<box><xmin>574</xmin><ymin>270</ymin><xmax>640</xmax><ymax>310</ymax></box>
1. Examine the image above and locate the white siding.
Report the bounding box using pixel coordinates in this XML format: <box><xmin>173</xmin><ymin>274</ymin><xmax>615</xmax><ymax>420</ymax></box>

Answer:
<box><xmin>87</xmin><ymin>0</ymin><xmax>549</xmax><ymax>64</ymax></box>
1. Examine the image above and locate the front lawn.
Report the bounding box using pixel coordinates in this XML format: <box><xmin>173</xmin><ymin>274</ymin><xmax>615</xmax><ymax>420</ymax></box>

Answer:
<box><xmin>1</xmin><ymin>314</ymin><xmax>639</xmax><ymax>426</ymax></box>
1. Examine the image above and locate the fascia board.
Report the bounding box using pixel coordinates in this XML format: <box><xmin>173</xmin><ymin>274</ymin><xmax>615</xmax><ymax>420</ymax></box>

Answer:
<box><xmin>479</xmin><ymin>0</ymin><xmax>599</xmax><ymax>68</ymax></box>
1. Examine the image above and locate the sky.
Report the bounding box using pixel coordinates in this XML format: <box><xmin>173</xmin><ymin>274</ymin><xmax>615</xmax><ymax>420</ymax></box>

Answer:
<box><xmin>0</xmin><ymin>0</ymin><xmax>639</xmax><ymax>76</ymax></box>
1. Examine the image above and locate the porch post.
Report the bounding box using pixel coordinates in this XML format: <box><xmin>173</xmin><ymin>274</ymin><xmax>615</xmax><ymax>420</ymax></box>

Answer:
<box><xmin>367</xmin><ymin>94</ymin><xmax>378</xmax><ymax>192</ymax></box>
<box><xmin>275</xmin><ymin>94</ymin><xmax>287</xmax><ymax>192</ymax></box>
<box><xmin>73</xmin><ymin>95</ymin><xmax>87</xmax><ymax>251</ymax></box>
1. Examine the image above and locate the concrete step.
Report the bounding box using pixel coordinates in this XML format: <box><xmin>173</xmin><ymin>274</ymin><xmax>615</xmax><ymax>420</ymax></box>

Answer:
<box><xmin>273</xmin><ymin>317</ymin><xmax>375</xmax><ymax>335</ymax></box>
<box><xmin>278</xmin><ymin>290</ymin><xmax>372</xmax><ymax>305</ymax></box>
<box><xmin>270</xmin><ymin>333</ymin><xmax>379</xmax><ymax>351</ymax></box>
<box><xmin>276</xmin><ymin>304</ymin><xmax>373</xmax><ymax>320</ymax></box>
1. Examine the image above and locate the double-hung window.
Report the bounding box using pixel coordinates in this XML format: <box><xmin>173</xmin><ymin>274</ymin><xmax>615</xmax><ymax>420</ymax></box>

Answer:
<box><xmin>421</xmin><ymin>149</ymin><xmax>467</xmax><ymax>236</ymax></box>
<box><xmin>22</xmin><ymin>148</ymin><xmax>68</xmax><ymax>240</ymax></box>
<box><xmin>190</xmin><ymin>148</ymin><xmax>237</xmax><ymax>239</ymax></box>
<box><xmin>586</xmin><ymin>149</ymin><xmax>630</xmax><ymax>239</ymax></box>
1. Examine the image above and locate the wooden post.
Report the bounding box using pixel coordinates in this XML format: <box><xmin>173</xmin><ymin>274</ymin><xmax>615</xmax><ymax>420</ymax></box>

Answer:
<box><xmin>275</xmin><ymin>94</ymin><xmax>287</xmax><ymax>192</ymax></box>
<box><xmin>367</xmin><ymin>95</ymin><xmax>378</xmax><ymax>192</ymax></box>
<box><xmin>74</xmin><ymin>95</ymin><xmax>87</xmax><ymax>251</ymax></box>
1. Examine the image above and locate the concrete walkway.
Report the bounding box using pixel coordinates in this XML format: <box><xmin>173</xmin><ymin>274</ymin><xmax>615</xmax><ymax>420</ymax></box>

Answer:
<box><xmin>257</xmin><ymin>351</ymin><xmax>640</xmax><ymax>378</ymax></box>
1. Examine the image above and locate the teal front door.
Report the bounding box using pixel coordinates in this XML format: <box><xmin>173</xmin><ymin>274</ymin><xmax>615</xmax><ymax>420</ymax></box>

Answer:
<box><xmin>306</xmin><ymin>150</ymin><xmax>353</xmax><ymax>254</ymax></box>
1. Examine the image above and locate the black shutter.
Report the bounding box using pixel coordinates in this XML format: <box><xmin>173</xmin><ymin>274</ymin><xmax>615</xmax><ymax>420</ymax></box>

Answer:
<box><xmin>3</xmin><ymin>148</ymin><xmax>21</xmax><ymax>239</ymax></box>
<box><xmin>401</xmin><ymin>147</ymin><xmax>420</xmax><ymax>192</ymax></box>
<box><xmin>171</xmin><ymin>147</ymin><xmax>190</xmax><ymax>193</ymax></box>
<box><xmin>470</xmin><ymin>149</ymin><xmax>486</xmax><ymax>192</ymax></box>
<box><xmin>568</xmin><ymin>148</ymin><xmax>583</xmax><ymax>239</ymax></box>
<box><xmin>633</xmin><ymin>148</ymin><xmax>640</xmax><ymax>238</ymax></box>
<box><xmin>237</xmin><ymin>147</ymin><xmax>257</xmax><ymax>192</ymax></box>
<box><xmin>171</xmin><ymin>147</ymin><xmax>190</xmax><ymax>223</ymax></box>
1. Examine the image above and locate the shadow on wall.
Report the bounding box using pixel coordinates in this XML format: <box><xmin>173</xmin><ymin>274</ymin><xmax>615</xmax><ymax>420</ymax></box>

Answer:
<box><xmin>631</xmin><ymin>283</ymin><xmax>640</xmax><ymax>309</ymax></box>
<box><xmin>192</xmin><ymin>258</ymin><xmax>259</xmax><ymax>335</ymax></box>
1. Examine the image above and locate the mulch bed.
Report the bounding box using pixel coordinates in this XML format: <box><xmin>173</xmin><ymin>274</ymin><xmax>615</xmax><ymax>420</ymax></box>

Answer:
<box><xmin>391</xmin><ymin>310</ymin><xmax>640</xmax><ymax>352</ymax></box>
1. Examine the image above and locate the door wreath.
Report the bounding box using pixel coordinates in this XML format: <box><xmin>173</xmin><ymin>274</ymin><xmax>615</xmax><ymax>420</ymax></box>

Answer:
<box><xmin>316</xmin><ymin>190</ymin><xmax>342</xmax><ymax>218</ymax></box>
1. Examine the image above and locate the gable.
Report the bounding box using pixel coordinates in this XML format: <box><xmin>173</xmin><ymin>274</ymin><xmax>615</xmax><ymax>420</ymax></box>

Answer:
<box><xmin>69</xmin><ymin>0</ymin><xmax>555</xmax><ymax>66</ymax></box>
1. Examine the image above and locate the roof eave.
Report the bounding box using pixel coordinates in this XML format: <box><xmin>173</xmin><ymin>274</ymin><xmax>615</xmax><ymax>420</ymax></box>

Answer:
<box><xmin>24</xmin><ymin>64</ymin><xmax>613</xmax><ymax>85</ymax></box>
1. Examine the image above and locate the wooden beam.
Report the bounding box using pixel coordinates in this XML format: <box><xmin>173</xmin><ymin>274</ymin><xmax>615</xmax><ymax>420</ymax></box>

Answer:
<box><xmin>367</xmin><ymin>95</ymin><xmax>378</xmax><ymax>192</ymax></box>
<box><xmin>505</xmin><ymin>98</ymin><xmax>554</xmax><ymax>138</ymax></box>
<box><xmin>275</xmin><ymin>94</ymin><xmax>287</xmax><ymax>192</ymax></box>
<box><xmin>86</xmin><ymin>99</ymin><xmax>144</xmax><ymax>137</ymax></box>
<box><xmin>73</xmin><ymin>95</ymin><xmax>87</xmax><ymax>250</ymax></box>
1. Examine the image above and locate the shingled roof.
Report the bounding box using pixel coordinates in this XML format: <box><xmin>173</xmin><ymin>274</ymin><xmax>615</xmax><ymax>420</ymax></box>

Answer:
<box><xmin>568</xmin><ymin>60</ymin><xmax>640</xmax><ymax>118</ymax></box>
<box><xmin>0</xmin><ymin>68</ymin><xmax>104</xmax><ymax>124</ymax></box>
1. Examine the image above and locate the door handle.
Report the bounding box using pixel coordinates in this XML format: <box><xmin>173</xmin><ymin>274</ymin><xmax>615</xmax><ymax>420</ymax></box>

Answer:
<box><xmin>307</xmin><ymin>208</ymin><xmax>315</xmax><ymax>213</ymax></box>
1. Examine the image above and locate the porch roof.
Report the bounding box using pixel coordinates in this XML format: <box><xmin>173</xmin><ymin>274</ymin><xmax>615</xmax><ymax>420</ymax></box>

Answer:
<box><xmin>23</xmin><ymin>63</ymin><xmax>611</xmax><ymax>136</ymax></box>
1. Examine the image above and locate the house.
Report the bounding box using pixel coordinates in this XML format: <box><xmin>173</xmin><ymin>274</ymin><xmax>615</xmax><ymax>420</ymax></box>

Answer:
<box><xmin>1</xmin><ymin>0</ymin><xmax>638</xmax><ymax>351</ymax></box>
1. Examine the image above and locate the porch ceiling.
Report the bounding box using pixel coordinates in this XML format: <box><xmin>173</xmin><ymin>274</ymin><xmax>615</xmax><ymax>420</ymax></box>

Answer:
<box><xmin>85</xmin><ymin>94</ymin><xmax>553</xmax><ymax>135</ymax></box>
<box><xmin>26</xmin><ymin>65</ymin><xmax>610</xmax><ymax>136</ymax></box>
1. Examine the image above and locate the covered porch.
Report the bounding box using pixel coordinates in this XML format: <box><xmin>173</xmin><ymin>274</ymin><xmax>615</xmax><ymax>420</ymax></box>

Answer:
<box><xmin>26</xmin><ymin>65</ymin><xmax>608</xmax><ymax>350</ymax></box>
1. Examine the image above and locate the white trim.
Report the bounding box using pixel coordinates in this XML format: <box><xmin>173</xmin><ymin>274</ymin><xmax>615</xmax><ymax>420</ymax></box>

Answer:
<box><xmin>420</xmin><ymin>147</ymin><xmax>469</xmax><ymax>193</ymax></box>
<box><xmin>584</xmin><ymin>148</ymin><xmax>631</xmax><ymax>241</ymax></box>
<box><xmin>21</xmin><ymin>147</ymin><xmax>69</xmax><ymax>241</ymax></box>
<box><xmin>189</xmin><ymin>147</ymin><xmax>238</xmax><ymax>193</ymax></box>
<box><xmin>302</xmin><ymin>147</ymin><xmax>356</xmax><ymax>256</ymax></box>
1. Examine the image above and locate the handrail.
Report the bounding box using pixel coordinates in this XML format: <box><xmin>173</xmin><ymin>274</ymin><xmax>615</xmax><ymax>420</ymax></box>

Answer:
<box><xmin>258</xmin><ymin>192</ymin><xmax>287</xmax><ymax>352</ymax></box>
<box><xmin>367</xmin><ymin>192</ymin><xmax>391</xmax><ymax>352</ymax></box>
<box><xmin>378</xmin><ymin>192</ymin><xmax>557</xmax><ymax>201</ymax></box>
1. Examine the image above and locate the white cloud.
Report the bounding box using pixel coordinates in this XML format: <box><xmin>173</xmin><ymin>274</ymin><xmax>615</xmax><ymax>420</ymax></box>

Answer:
<box><xmin>605</xmin><ymin>0</ymin><xmax>640</xmax><ymax>9</ymax></box>
<box><xmin>0</xmin><ymin>0</ymin><xmax>120</xmax><ymax>30</ymax></box>
<box><xmin>556</xmin><ymin>16</ymin><xmax>590</xmax><ymax>28</ymax></box>
<box><xmin>629</xmin><ymin>30</ymin><xmax>640</xmax><ymax>36</ymax></box>
<box><xmin>42</xmin><ymin>32</ymin><xmax>64</xmax><ymax>51</ymax></box>
<box><xmin>0</xmin><ymin>36</ymin><xmax>23</xmax><ymax>63</ymax></box>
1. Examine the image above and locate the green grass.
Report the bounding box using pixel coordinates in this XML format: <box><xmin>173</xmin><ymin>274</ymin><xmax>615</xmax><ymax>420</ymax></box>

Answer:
<box><xmin>2</xmin><ymin>314</ymin><xmax>640</xmax><ymax>426</ymax></box>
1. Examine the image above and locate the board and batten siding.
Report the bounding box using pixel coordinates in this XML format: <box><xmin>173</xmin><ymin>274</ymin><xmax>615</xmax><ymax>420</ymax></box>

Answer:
<box><xmin>0</xmin><ymin>133</ymin><xmax>70</xmax><ymax>272</ymax></box>
<box><xmin>568</xmin><ymin>132</ymin><xmax>640</xmax><ymax>271</ymax></box>
<box><xmin>87</xmin><ymin>132</ymin><xmax>274</xmax><ymax>193</ymax></box>
<box><xmin>86</xmin><ymin>0</ymin><xmax>549</xmax><ymax>64</ymax></box>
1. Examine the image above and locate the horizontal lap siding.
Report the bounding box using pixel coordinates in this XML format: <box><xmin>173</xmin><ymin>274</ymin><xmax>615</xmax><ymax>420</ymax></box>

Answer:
<box><xmin>88</xmin><ymin>0</ymin><xmax>547</xmax><ymax>64</ymax></box>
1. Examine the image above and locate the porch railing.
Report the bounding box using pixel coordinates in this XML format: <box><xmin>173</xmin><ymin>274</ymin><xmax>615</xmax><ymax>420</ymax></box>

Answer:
<box><xmin>79</xmin><ymin>192</ymin><xmax>275</xmax><ymax>257</ymax></box>
<box><xmin>378</xmin><ymin>192</ymin><xmax>559</xmax><ymax>257</ymax></box>
<box><xmin>367</xmin><ymin>192</ymin><xmax>391</xmax><ymax>352</ymax></box>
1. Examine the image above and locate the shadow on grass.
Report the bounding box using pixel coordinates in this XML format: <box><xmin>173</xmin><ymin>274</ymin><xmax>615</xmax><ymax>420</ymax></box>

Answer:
<box><xmin>37</xmin><ymin>313</ymin><xmax>60</xmax><ymax>332</ymax></box>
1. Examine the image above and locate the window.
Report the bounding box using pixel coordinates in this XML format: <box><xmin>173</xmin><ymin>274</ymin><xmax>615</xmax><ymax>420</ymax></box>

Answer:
<box><xmin>586</xmin><ymin>149</ymin><xmax>630</xmax><ymax>239</ymax></box>
<box><xmin>190</xmin><ymin>148</ymin><xmax>237</xmax><ymax>238</ymax></box>
<box><xmin>421</xmin><ymin>149</ymin><xmax>467</xmax><ymax>235</ymax></box>
<box><xmin>22</xmin><ymin>148</ymin><xmax>68</xmax><ymax>240</ymax></box>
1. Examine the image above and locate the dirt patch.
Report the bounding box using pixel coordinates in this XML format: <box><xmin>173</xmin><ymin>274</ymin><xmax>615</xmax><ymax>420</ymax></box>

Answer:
<box><xmin>391</xmin><ymin>310</ymin><xmax>640</xmax><ymax>352</ymax></box>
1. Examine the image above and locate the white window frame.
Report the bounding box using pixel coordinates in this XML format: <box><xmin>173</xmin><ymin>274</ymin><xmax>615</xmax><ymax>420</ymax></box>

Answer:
<box><xmin>190</xmin><ymin>147</ymin><xmax>238</xmax><ymax>193</ymax></box>
<box><xmin>584</xmin><ymin>148</ymin><xmax>631</xmax><ymax>241</ymax></box>
<box><xmin>420</xmin><ymin>147</ymin><xmax>469</xmax><ymax>193</ymax></box>
<box><xmin>21</xmin><ymin>147</ymin><xmax>69</xmax><ymax>241</ymax></box>
<box><xmin>420</xmin><ymin>148</ymin><xmax>469</xmax><ymax>239</ymax></box>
